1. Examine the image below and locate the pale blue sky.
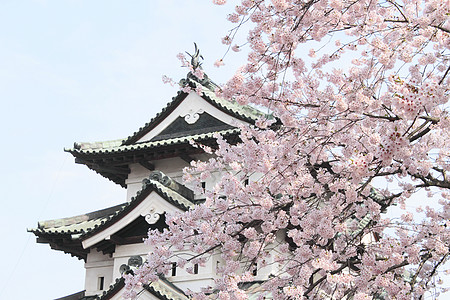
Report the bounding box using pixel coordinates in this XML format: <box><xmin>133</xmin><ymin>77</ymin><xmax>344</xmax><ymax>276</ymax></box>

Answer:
<box><xmin>0</xmin><ymin>1</ymin><xmax>242</xmax><ymax>299</ymax></box>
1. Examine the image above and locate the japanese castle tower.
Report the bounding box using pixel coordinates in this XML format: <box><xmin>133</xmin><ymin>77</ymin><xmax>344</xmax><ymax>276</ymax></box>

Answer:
<box><xmin>29</xmin><ymin>62</ymin><xmax>264</xmax><ymax>299</ymax></box>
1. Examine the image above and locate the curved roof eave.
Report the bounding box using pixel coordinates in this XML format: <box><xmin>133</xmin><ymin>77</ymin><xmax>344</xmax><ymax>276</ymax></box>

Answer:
<box><xmin>29</xmin><ymin>179</ymin><xmax>194</xmax><ymax>253</ymax></box>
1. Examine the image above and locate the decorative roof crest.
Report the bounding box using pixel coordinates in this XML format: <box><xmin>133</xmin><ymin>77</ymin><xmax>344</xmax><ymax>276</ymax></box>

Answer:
<box><xmin>181</xmin><ymin>43</ymin><xmax>221</xmax><ymax>92</ymax></box>
<box><xmin>186</xmin><ymin>42</ymin><xmax>203</xmax><ymax>71</ymax></box>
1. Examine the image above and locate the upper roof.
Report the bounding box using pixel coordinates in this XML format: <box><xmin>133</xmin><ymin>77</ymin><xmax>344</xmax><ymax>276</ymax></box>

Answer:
<box><xmin>121</xmin><ymin>76</ymin><xmax>264</xmax><ymax>145</ymax></box>
<box><xmin>71</xmin><ymin>128</ymin><xmax>240</xmax><ymax>157</ymax></box>
<box><xmin>65</xmin><ymin>75</ymin><xmax>264</xmax><ymax>187</ymax></box>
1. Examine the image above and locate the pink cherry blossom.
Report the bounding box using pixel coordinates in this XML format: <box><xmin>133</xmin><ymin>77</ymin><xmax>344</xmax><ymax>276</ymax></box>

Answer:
<box><xmin>126</xmin><ymin>1</ymin><xmax>450</xmax><ymax>299</ymax></box>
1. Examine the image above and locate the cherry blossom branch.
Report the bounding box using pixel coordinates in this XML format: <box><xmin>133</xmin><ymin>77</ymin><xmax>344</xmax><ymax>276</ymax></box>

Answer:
<box><xmin>432</xmin><ymin>24</ymin><xmax>450</xmax><ymax>34</ymax></box>
<box><xmin>408</xmin><ymin>117</ymin><xmax>439</xmax><ymax>143</ymax></box>
<box><xmin>363</xmin><ymin>112</ymin><xmax>400</xmax><ymax>122</ymax></box>
<box><xmin>386</xmin><ymin>0</ymin><xmax>408</xmax><ymax>23</ymax></box>
<box><xmin>439</xmin><ymin>65</ymin><xmax>450</xmax><ymax>85</ymax></box>
<box><xmin>411</xmin><ymin>172</ymin><xmax>450</xmax><ymax>189</ymax></box>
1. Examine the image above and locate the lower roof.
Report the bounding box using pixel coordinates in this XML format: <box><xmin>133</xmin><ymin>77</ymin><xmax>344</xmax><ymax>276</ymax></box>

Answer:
<box><xmin>54</xmin><ymin>290</ymin><xmax>95</xmax><ymax>300</ymax></box>
<box><xmin>29</xmin><ymin>173</ymin><xmax>194</xmax><ymax>260</ymax></box>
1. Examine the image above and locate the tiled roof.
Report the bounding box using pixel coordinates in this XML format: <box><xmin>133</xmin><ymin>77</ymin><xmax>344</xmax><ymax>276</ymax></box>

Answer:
<box><xmin>55</xmin><ymin>290</ymin><xmax>94</xmax><ymax>300</ymax></box>
<box><xmin>29</xmin><ymin>176</ymin><xmax>194</xmax><ymax>244</ymax></box>
<box><xmin>68</xmin><ymin>128</ymin><xmax>240</xmax><ymax>155</ymax></box>
<box><xmin>146</xmin><ymin>277</ymin><xmax>189</xmax><ymax>300</ymax></box>
<box><xmin>33</xmin><ymin>204</ymin><xmax>127</xmax><ymax>237</ymax></box>
<box><xmin>352</xmin><ymin>188</ymin><xmax>387</xmax><ymax>236</ymax></box>
<box><xmin>96</xmin><ymin>277</ymin><xmax>188</xmax><ymax>300</ymax></box>
<box><xmin>139</xmin><ymin>177</ymin><xmax>195</xmax><ymax>211</ymax></box>
<box><xmin>74</xmin><ymin>139</ymin><xmax>123</xmax><ymax>151</ymax></box>
<box><xmin>121</xmin><ymin>76</ymin><xmax>264</xmax><ymax>146</ymax></box>
<box><xmin>64</xmin><ymin>74</ymin><xmax>268</xmax><ymax>187</ymax></box>
<box><xmin>239</xmin><ymin>281</ymin><xmax>269</xmax><ymax>300</ymax></box>
<box><xmin>196</xmin><ymin>78</ymin><xmax>265</xmax><ymax>125</ymax></box>
<box><xmin>95</xmin><ymin>278</ymin><xmax>124</xmax><ymax>300</ymax></box>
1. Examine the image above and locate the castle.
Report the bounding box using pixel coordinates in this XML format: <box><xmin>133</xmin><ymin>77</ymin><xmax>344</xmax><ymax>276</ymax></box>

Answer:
<box><xmin>30</xmin><ymin>67</ymin><xmax>266</xmax><ymax>300</ymax></box>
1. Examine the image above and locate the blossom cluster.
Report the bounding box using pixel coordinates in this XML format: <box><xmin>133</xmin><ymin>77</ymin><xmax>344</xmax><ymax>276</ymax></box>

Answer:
<box><xmin>126</xmin><ymin>0</ymin><xmax>450</xmax><ymax>299</ymax></box>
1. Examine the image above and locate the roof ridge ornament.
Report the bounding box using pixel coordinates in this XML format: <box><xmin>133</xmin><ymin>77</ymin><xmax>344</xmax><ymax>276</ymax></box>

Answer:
<box><xmin>182</xmin><ymin>43</ymin><xmax>221</xmax><ymax>92</ymax></box>
<box><xmin>186</xmin><ymin>42</ymin><xmax>203</xmax><ymax>71</ymax></box>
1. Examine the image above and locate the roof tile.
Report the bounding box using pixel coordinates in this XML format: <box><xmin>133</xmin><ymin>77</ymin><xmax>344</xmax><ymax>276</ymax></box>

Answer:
<box><xmin>29</xmin><ymin>176</ymin><xmax>194</xmax><ymax>239</ymax></box>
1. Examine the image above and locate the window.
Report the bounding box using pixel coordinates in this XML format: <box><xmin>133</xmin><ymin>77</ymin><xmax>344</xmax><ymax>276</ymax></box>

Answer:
<box><xmin>252</xmin><ymin>263</ymin><xmax>258</xmax><ymax>276</ymax></box>
<box><xmin>216</xmin><ymin>261</ymin><xmax>220</xmax><ymax>272</ymax></box>
<box><xmin>171</xmin><ymin>262</ymin><xmax>177</xmax><ymax>276</ymax></box>
<box><xmin>194</xmin><ymin>263</ymin><xmax>199</xmax><ymax>274</ymax></box>
<box><xmin>201</xmin><ymin>181</ymin><xmax>206</xmax><ymax>191</ymax></box>
<box><xmin>98</xmin><ymin>276</ymin><xmax>105</xmax><ymax>290</ymax></box>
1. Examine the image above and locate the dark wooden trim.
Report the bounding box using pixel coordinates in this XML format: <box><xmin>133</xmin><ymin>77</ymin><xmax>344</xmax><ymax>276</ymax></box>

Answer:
<box><xmin>139</xmin><ymin>160</ymin><xmax>155</xmax><ymax>171</ymax></box>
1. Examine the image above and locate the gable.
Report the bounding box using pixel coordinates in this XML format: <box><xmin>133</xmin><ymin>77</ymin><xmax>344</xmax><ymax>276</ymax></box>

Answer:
<box><xmin>110</xmin><ymin>214</ymin><xmax>167</xmax><ymax>245</ymax></box>
<box><xmin>151</xmin><ymin>112</ymin><xmax>234</xmax><ymax>142</ymax></box>
<box><xmin>82</xmin><ymin>186</ymin><xmax>191</xmax><ymax>249</ymax></box>
<box><xmin>135</xmin><ymin>91</ymin><xmax>248</xmax><ymax>144</ymax></box>
<box><xmin>122</xmin><ymin>76</ymin><xmax>264</xmax><ymax>146</ymax></box>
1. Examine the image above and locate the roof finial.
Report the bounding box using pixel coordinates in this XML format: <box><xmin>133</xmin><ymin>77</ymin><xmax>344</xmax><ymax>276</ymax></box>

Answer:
<box><xmin>186</xmin><ymin>42</ymin><xmax>203</xmax><ymax>70</ymax></box>
<box><xmin>181</xmin><ymin>43</ymin><xmax>222</xmax><ymax>92</ymax></box>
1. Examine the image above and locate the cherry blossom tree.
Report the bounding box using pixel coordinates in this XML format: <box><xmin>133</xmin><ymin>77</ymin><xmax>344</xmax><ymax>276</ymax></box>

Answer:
<box><xmin>126</xmin><ymin>0</ymin><xmax>450</xmax><ymax>299</ymax></box>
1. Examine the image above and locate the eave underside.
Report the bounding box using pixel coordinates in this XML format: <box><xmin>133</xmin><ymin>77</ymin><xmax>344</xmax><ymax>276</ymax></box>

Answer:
<box><xmin>33</xmin><ymin>214</ymin><xmax>168</xmax><ymax>261</ymax></box>
<box><xmin>70</xmin><ymin>133</ymin><xmax>240</xmax><ymax>187</ymax></box>
<box><xmin>35</xmin><ymin>234</ymin><xmax>89</xmax><ymax>260</ymax></box>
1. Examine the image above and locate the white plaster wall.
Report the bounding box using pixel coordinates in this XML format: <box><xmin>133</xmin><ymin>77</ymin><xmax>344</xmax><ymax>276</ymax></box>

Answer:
<box><xmin>108</xmin><ymin>243</ymin><xmax>225</xmax><ymax>293</ymax></box>
<box><xmin>125</xmin><ymin>155</ymin><xmax>223</xmax><ymax>202</ymax></box>
<box><xmin>165</xmin><ymin>248</ymin><xmax>275</xmax><ymax>292</ymax></box>
<box><xmin>84</xmin><ymin>234</ymin><xmax>277</xmax><ymax>296</ymax></box>
<box><xmin>126</xmin><ymin>163</ymin><xmax>152</xmax><ymax>202</ymax></box>
<box><xmin>168</xmin><ymin>253</ymin><xmax>220</xmax><ymax>293</ymax></box>
<box><xmin>115</xmin><ymin>165</ymin><xmax>270</xmax><ymax>293</ymax></box>
<box><xmin>84</xmin><ymin>249</ymin><xmax>114</xmax><ymax>296</ymax></box>
<box><xmin>111</xmin><ymin>243</ymin><xmax>220</xmax><ymax>293</ymax></box>
<box><xmin>112</xmin><ymin>243</ymin><xmax>151</xmax><ymax>280</ymax></box>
